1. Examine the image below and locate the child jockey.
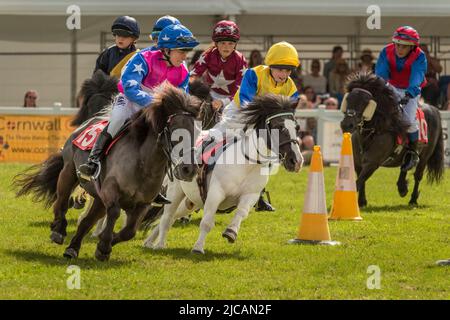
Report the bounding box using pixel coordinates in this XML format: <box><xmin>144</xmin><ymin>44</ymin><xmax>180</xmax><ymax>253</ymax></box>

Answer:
<box><xmin>79</xmin><ymin>24</ymin><xmax>199</xmax><ymax>203</ymax></box>
<box><xmin>204</xmin><ymin>41</ymin><xmax>300</xmax><ymax>211</ymax></box>
<box><xmin>149</xmin><ymin>15</ymin><xmax>181</xmax><ymax>51</ymax></box>
<box><xmin>94</xmin><ymin>16</ymin><xmax>140</xmax><ymax>78</ymax></box>
<box><xmin>375</xmin><ymin>26</ymin><xmax>427</xmax><ymax>171</ymax></box>
<box><xmin>190</xmin><ymin>20</ymin><xmax>248</xmax><ymax>111</ymax></box>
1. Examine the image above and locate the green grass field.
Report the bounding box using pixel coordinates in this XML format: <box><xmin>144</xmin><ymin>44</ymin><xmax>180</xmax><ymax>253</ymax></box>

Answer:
<box><xmin>0</xmin><ymin>163</ymin><xmax>449</xmax><ymax>299</ymax></box>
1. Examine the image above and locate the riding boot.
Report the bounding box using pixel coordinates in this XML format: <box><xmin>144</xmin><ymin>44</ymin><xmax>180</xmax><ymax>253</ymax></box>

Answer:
<box><xmin>151</xmin><ymin>193</ymin><xmax>171</xmax><ymax>206</ymax></box>
<box><xmin>78</xmin><ymin>127</ymin><xmax>112</xmax><ymax>177</ymax></box>
<box><xmin>255</xmin><ymin>189</ymin><xmax>276</xmax><ymax>212</ymax></box>
<box><xmin>401</xmin><ymin>140</ymin><xmax>420</xmax><ymax>172</ymax></box>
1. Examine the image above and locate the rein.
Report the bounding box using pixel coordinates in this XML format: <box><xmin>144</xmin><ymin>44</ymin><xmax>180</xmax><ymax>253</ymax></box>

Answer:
<box><xmin>157</xmin><ymin>112</ymin><xmax>196</xmax><ymax>181</ymax></box>
<box><xmin>243</xmin><ymin>112</ymin><xmax>299</xmax><ymax>164</ymax></box>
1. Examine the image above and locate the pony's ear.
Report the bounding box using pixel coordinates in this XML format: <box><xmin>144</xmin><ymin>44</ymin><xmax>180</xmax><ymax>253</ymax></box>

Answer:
<box><xmin>340</xmin><ymin>93</ymin><xmax>349</xmax><ymax>112</ymax></box>
<box><xmin>362</xmin><ymin>99</ymin><xmax>377</xmax><ymax>121</ymax></box>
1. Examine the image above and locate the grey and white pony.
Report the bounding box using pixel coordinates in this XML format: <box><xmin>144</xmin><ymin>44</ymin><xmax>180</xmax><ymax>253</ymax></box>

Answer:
<box><xmin>144</xmin><ymin>94</ymin><xmax>303</xmax><ymax>254</ymax></box>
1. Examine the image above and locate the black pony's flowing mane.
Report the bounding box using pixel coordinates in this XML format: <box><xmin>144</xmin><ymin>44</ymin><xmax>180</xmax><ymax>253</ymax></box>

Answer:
<box><xmin>129</xmin><ymin>82</ymin><xmax>201</xmax><ymax>143</ymax></box>
<box><xmin>241</xmin><ymin>94</ymin><xmax>296</xmax><ymax>127</ymax></box>
<box><xmin>346</xmin><ymin>72</ymin><xmax>409</xmax><ymax>135</ymax></box>
<box><xmin>71</xmin><ymin>70</ymin><xmax>118</xmax><ymax>126</ymax></box>
<box><xmin>189</xmin><ymin>79</ymin><xmax>213</xmax><ymax>102</ymax></box>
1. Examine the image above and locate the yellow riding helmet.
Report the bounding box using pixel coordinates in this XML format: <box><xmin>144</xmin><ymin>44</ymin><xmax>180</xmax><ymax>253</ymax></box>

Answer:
<box><xmin>265</xmin><ymin>41</ymin><xmax>300</xmax><ymax>69</ymax></box>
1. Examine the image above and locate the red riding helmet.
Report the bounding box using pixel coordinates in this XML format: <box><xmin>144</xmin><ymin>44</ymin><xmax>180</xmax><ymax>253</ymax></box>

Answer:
<box><xmin>212</xmin><ymin>20</ymin><xmax>240</xmax><ymax>42</ymax></box>
<box><xmin>392</xmin><ymin>26</ymin><xmax>420</xmax><ymax>46</ymax></box>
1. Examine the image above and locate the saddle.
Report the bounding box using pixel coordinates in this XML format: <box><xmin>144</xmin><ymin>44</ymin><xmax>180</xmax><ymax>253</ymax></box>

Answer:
<box><xmin>396</xmin><ymin>107</ymin><xmax>428</xmax><ymax>146</ymax></box>
<box><xmin>195</xmin><ymin>134</ymin><xmax>237</xmax><ymax>212</ymax></box>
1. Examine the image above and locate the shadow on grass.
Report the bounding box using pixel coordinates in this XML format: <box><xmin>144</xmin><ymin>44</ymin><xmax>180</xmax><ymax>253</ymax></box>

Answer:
<box><xmin>3</xmin><ymin>248</ymin><xmax>128</xmax><ymax>268</ymax></box>
<box><xmin>140</xmin><ymin>246</ymin><xmax>248</xmax><ymax>262</ymax></box>
<box><xmin>361</xmin><ymin>203</ymin><xmax>429</xmax><ymax>213</ymax></box>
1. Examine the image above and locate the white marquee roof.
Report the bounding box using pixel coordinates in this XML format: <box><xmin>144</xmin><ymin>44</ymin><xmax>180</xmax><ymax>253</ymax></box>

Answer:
<box><xmin>1</xmin><ymin>0</ymin><xmax>450</xmax><ymax>16</ymax></box>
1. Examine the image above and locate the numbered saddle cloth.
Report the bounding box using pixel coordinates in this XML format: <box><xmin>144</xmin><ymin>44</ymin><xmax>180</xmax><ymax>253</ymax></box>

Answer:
<box><xmin>72</xmin><ymin>120</ymin><xmax>126</xmax><ymax>154</ymax></box>
<box><xmin>397</xmin><ymin>108</ymin><xmax>428</xmax><ymax>145</ymax></box>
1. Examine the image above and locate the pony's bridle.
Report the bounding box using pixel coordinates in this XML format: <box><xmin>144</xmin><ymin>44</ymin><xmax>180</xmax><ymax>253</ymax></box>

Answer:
<box><xmin>158</xmin><ymin>112</ymin><xmax>196</xmax><ymax>181</ymax></box>
<box><xmin>244</xmin><ymin>112</ymin><xmax>299</xmax><ymax>164</ymax></box>
<box><xmin>343</xmin><ymin>88</ymin><xmax>376</xmax><ymax>134</ymax></box>
<box><xmin>342</xmin><ymin>88</ymin><xmax>377</xmax><ymax>154</ymax></box>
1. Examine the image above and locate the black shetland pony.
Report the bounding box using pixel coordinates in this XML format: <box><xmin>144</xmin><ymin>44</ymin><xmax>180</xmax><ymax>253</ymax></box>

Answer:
<box><xmin>14</xmin><ymin>84</ymin><xmax>201</xmax><ymax>261</ymax></box>
<box><xmin>71</xmin><ymin>70</ymin><xmax>118</xmax><ymax>127</ymax></box>
<box><xmin>340</xmin><ymin>72</ymin><xmax>444</xmax><ymax>207</ymax></box>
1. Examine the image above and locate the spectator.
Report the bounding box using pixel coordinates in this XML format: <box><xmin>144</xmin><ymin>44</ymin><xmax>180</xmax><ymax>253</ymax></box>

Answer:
<box><xmin>289</xmin><ymin>60</ymin><xmax>303</xmax><ymax>91</ymax></box>
<box><xmin>303</xmin><ymin>86</ymin><xmax>320</xmax><ymax>109</ymax></box>
<box><xmin>324</xmin><ymin>97</ymin><xmax>339</xmax><ymax>110</ymax></box>
<box><xmin>323</xmin><ymin>45</ymin><xmax>344</xmax><ymax>83</ymax></box>
<box><xmin>299</xmin><ymin>134</ymin><xmax>315</xmax><ymax>165</ymax></box>
<box><xmin>420</xmin><ymin>44</ymin><xmax>443</xmax><ymax>81</ymax></box>
<box><xmin>329</xmin><ymin>58</ymin><xmax>350</xmax><ymax>103</ymax></box>
<box><xmin>302</xmin><ymin>59</ymin><xmax>327</xmax><ymax>94</ymax></box>
<box><xmin>23</xmin><ymin>90</ymin><xmax>38</xmax><ymax>107</ymax></box>
<box><xmin>248</xmin><ymin>49</ymin><xmax>263</xmax><ymax>68</ymax></box>
<box><xmin>296</xmin><ymin>94</ymin><xmax>309</xmax><ymax>109</ymax></box>
<box><xmin>355</xmin><ymin>48</ymin><xmax>375</xmax><ymax>73</ymax></box>
<box><xmin>419</xmin><ymin>44</ymin><xmax>443</xmax><ymax>107</ymax></box>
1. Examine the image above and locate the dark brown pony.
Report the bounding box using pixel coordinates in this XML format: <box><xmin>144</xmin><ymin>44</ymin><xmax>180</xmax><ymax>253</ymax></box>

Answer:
<box><xmin>340</xmin><ymin>72</ymin><xmax>444</xmax><ymax>207</ymax></box>
<box><xmin>14</xmin><ymin>84</ymin><xmax>201</xmax><ymax>261</ymax></box>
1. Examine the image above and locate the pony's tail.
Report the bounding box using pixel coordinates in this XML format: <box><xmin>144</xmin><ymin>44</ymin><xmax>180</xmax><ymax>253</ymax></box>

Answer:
<box><xmin>140</xmin><ymin>207</ymin><xmax>164</xmax><ymax>232</ymax></box>
<box><xmin>427</xmin><ymin>115</ymin><xmax>445</xmax><ymax>185</ymax></box>
<box><xmin>13</xmin><ymin>153</ymin><xmax>64</xmax><ymax>208</ymax></box>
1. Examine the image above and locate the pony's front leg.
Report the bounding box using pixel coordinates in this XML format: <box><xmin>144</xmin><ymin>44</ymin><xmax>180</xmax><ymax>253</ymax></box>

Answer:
<box><xmin>95</xmin><ymin>182</ymin><xmax>121</xmax><ymax>261</ymax></box>
<box><xmin>192</xmin><ymin>192</ymin><xmax>225</xmax><ymax>254</ymax></box>
<box><xmin>143</xmin><ymin>179</ymin><xmax>186</xmax><ymax>249</ymax></box>
<box><xmin>150</xmin><ymin>196</ymin><xmax>186</xmax><ymax>250</ymax></box>
<box><xmin>356</xmin><ymin>163</ymin><xmax>379</xmax><ymax>208</ymax></box>
<box><xmin>222</xmin><ymin>193</ymin><xmax>260</xmax><ymax>243</ymax></box>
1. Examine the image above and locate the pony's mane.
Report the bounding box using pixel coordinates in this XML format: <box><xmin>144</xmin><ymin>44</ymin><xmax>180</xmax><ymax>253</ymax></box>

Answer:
<box><xmin>241</xmin><ymin>94</ymin><xmax>296</xmax><ymax>126</ymax></box>
<box><xmin>71</xmin><ymin>70</ymin><xmax>118</xmax><ymax>126</ymax></box>
<box><xmin>346</xmin><ymin>72</ymin><xmax>409</xmax><ymax>135</ymax></box>
<box><xmin>189</xmin><ymin>79</ymin><xmax>212</xmax><ymax>102</ymax></box>
<box><xmin>129</xmin><ymin>83</ymin><xmax>200</xmax><ymax>143</ymax></box>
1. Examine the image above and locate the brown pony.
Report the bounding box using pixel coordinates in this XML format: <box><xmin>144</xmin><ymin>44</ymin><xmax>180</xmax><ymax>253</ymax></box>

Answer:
<box><xmin>14</xmin><ymin>84</ymin><xmax>201</xmax><ymax>261</ymax></box>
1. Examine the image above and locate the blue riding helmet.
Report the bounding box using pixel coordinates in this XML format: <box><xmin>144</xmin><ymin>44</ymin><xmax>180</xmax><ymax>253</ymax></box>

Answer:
<box><xmin>157</xmin><ymin>24</ymin><xmax>199</xmax><ymax>50</ymax></box>
<box><xmin>111</xmin><ymin>16</ymin><xmax>140</xmax><ymax>38</ymax></box>
<box><xmin>151</xmin><ymin>15</ymin><xmax>181</xmax><ymax>40</ymax></box>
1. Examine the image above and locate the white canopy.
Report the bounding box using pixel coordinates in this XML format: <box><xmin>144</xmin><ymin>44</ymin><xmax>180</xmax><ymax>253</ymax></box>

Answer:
<box><xmin>1</xmin><ymin>0</ymin><xmax>450</xmax><ymax>17</ymax></box>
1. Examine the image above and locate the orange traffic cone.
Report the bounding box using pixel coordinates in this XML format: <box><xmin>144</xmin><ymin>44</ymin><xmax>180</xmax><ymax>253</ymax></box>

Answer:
<box><xmin>329</xmin><ymin>132</ymin><xmax>362</xmax><ymax>220</ymax></box>
<box><xmin>289</xmin><ymin>145</ymin><xmax>340</xmax><ymax>246</ymax></box>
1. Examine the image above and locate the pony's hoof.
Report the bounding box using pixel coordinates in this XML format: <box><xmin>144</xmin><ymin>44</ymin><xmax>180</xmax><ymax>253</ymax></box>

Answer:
<box><xmin>358</xmin><ymin>200</ymin><xmax>367</xmax><ymax>208</ymax></box>
<box><xmin>63</xmin><ymin>248</ymin><xmax>78</xmax><ymax>259</ymax></box>
<box><xmin>436</xmin><ymin>259</ymin><xmax>450</xmax><ymax>266</ymax></box>
<box><xmin>95</xmin><ymin>248</ymin><xmax>110</xmax><ymax>262</ymax></box>
<box><xmin>222</xmin><ymin>228</ymin><xmax>237</xmax><ymax>243</ymax></box>
<box><xmin>192</xmin><ymin>248</ymin><xmax>205</xmax><ymax>254</ymax></box>
<box><xmin>409</xmin><ymin>200</ymin><xmax>418</xmax><ymax>206</ymax></box>
<box><xmin>50</xmin><ymin>232</ymin><xmax>64</xmax><ymax>245</ymax></box>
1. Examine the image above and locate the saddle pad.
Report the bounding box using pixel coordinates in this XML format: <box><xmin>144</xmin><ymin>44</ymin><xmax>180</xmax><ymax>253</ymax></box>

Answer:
<box><xmin>396</xmin><ymin>108</ymin><xmax>428</xmax><ymax>145</ymax></box>
<box><xmin>196</xmin><ymin>133</ymin><xmax>227</xmax><ymax>165</ymax></box>
<box><xmin>73</xmin><ymin>120</ymin><xmax>109</xmax><ymax>151</ymax></box>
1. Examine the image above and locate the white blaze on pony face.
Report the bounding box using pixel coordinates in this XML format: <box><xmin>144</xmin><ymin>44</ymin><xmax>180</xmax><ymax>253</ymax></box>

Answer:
<box><xmin>284</xmin><ymin>118</ymin><xmax>303</xmax><ymax>171</ymax></box>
